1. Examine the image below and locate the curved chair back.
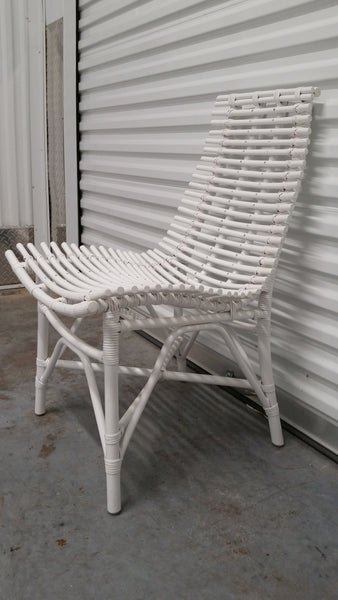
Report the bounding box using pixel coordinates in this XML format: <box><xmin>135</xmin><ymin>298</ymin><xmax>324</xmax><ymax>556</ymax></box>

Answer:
<box><xmin>157</xmin><ymin>87</ymin><xmax>319</xmax><ymax>297</ymax></box>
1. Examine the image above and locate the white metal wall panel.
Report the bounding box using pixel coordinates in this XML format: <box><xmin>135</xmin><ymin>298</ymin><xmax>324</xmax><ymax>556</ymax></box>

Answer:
<box><xmin>0</xmin><ymin>0</ymin><xmax>33</xmax><ymax>227</ymax></box>
<box><xmin>78</xmin><ymin>0</ymin><xmax>338</xmax><ymax>452</ymax></box>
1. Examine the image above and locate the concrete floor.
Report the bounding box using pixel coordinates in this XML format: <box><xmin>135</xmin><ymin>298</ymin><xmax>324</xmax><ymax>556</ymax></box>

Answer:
<box><xmin>0</xmin><ymin>290</ymin><xmax>337</xmax><ymax>600</ymax></box>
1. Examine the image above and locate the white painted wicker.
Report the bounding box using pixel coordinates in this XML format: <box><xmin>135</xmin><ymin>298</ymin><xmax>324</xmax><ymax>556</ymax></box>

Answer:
<box><xmin>6</xmin><ymin>86</ymin><xmax>319</xmax><ymax>514</ymax></box>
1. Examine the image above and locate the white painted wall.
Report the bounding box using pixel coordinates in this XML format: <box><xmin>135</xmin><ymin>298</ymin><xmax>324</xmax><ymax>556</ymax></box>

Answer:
<box><xmin>0</xmin><ymin>0</ymin><xmax>49</xmax><ymax>243</ymax></box>
<box><xmin>0</xmin><ymin>0</ymin><xmax>33</xmax><ymax>228</ymax></box>
<box><xmin>0</xmin><ymin>0</ymin><xmax>77</xmax><ymax>244</ymax></box>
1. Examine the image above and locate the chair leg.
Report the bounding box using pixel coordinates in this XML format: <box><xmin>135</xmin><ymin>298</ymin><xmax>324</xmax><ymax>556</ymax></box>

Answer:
<box><xmin>176</xmin><ymin>348</ymin><xmax>187</xmax><ymax>372</ymax></box>
<box><xmin>257</xmin><ymin>313</ymin><xmax>284</xmax><ymax>447</ymax></box>
<box><xmin>35</xmin><ymin>303</ymin><xmax>49</xmax><ymax>415</ymax></box>
<box><xmin>174</xmin><ymin>307</ymin><xmax>187</xmax><ymax>371</ymax></box>
<box><xmin>103</xmin><ymin>312</ymin><xmax>122</xmax><ymax>514</ymax></box>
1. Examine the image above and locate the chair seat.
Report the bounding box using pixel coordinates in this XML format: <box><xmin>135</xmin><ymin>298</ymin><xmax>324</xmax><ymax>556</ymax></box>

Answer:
<box><xmin>9</xmin><ymin>241</ymin><xmax>261</xmax><ymax>317</ymax></box>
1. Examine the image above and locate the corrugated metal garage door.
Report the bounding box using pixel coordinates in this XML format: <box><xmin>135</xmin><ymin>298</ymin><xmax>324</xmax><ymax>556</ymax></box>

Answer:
<box><xmin>77</xmin><ymin>0</ymin><xmax>338</xmax><ymax>454</ymax></box>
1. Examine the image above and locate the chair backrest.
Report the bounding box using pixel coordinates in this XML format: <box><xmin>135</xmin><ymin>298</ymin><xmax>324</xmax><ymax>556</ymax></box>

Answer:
<box><xmin>157</xmin><ymin>87</ymin><xmax>319</xmax><ymax>298</ymax></box>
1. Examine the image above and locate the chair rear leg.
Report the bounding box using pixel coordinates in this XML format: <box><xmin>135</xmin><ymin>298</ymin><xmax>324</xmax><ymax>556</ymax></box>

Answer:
<box><xmin>35</xmin><ymin>303</ymin><xmax>49</xmax><ymax>415</ymax></box>
<box><xmin>103</xmin><ymin>312</ymin><xmax>122</xmax><ymax>514</ymax></box>
<box><xmin>173</xmin><ymin>307</ymin><xmax>187</xmax><ymax>371</ymax></box>
<box><xmin>176</xmin><ymin>348</ymin><xmax>187</xmax><ymax>372</ymax></box>
<box><xmin>257</xmin><ymin>315</ymin><xmax>284</xmax><ymax>447</ymax></box>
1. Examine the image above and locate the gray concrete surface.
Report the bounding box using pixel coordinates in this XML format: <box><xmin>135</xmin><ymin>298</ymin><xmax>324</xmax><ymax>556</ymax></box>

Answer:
<box><xmin>0</xmin><ymin>291</ymin><xmax>337</xmax><ymax>600</ymax></box>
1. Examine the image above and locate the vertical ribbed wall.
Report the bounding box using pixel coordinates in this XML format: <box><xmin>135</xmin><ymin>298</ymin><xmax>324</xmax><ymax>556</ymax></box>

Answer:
<box><xmin>0</xmin><ymin>0</ymin><xmax>33</xmax><ymax>227</ymax></box>
<box><xmin>78</xmin><ymin>0</ymin><xmax>338</xmax><ymax>451</ymax></box>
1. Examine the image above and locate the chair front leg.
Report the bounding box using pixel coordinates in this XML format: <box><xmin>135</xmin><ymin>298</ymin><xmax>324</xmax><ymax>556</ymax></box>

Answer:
<box><xmin>35</xmin><ymin>303</ymin><xmax>49</xmax><ymax>415</ymax></box>
<box><xmin>103</xmin><ymin>311</ymin><xmax>122</xmax><ymax>514</ymax></box>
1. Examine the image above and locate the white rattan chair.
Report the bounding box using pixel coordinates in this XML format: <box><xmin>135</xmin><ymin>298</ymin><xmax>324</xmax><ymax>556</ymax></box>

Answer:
<box><xmin>6</xmin><ymin>86</ymin><xmax>319</xmax><ymax>514</ymax></box>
